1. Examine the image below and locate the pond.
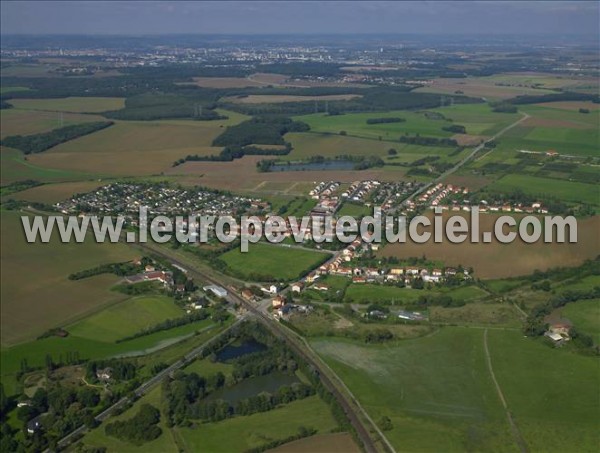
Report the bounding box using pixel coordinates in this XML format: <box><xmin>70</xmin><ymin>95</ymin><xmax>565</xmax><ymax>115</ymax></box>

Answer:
<box><xmin>205</xmin><ymin>371</ymin><xmax>300</xmax><ymax>404</ymax></box>
<box><xmin>270</xmin><ymin>160</ymin><xmax>355</xmax><ymax>172</ymax></box>
<box><xmin>216</xmin><ymin>339</ymin><xmax>267</xmax><ymax>362</ymax></box>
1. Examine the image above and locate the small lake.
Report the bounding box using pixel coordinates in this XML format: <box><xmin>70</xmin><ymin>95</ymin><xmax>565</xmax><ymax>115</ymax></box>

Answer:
<box><xmin>270</xmin><ymin>160</ymin><xmax>355</xmax><ymax>172</ymax></box>
<box><xmin>205</xmin><ymin>371</ymin><xmax>300</xmax><ymax>403</ymax></box>
<box><xmin>216</xmin><ymin>339</ymin><xmax>267</xmax><ymax>362</ymax></box>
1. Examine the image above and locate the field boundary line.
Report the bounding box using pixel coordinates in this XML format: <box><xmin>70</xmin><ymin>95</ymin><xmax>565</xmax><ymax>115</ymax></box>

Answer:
<box><xmin>483</xmin><ymin>329</ymin><xmax>528</xmax><ymax>453</ymax></box>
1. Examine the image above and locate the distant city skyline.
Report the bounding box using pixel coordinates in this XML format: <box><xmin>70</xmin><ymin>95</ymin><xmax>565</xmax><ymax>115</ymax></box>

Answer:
<box><xmin>1</xmin><ymin>1</ymin><xmax>599</xmax><ymax>36</ymax></box>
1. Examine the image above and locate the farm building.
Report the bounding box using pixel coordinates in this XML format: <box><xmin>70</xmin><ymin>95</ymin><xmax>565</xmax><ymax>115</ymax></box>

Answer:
<box><xmin>204</xmin><ymin>285</ymin><xmax>228</xmax><ymax>298</ymax></box>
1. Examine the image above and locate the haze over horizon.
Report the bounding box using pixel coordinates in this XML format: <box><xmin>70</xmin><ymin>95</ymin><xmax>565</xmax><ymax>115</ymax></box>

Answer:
<box><xmin>1</xmin><ymin>1</ymin><xmax>599</xmax><ymax>37</ymax></box>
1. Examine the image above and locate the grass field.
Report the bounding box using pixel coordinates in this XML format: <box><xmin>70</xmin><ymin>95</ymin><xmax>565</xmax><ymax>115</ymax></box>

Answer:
<box><xmin>67</xmin><ymin>295</ymin><xmax>184</xmax><ymax>343</ymax></box>
<box><xmin>312</xmin><ymin>328</ymin><xmax>511</xmax><ymax>451</ymax></box>
<box><xmin>219</xmin><ymin>242</ymin><xmax>326</xmax><ymax>281</ymax></box>
<box><xmin>0</xmin><ymin>86</ymin><xmax>31</xmax><ymax>95</ymax></box>
<box><xmin>176</xmin><ymin>396</ymin><xmax>339</xmax><ymax>452</ymax></box>
<box><xmin>336</xmin><ymin>202</ymin><xmax>372</xmax><ymax>218</ymax></box>
<box><xmin>379</xmin><ymin>213</ymin><xmax>600</xmax><ymax>279</ymax></box>
<box><xmin>487</xmin><ymin>329</ymin><xmax>600</xmax><ymax>452</ymax></box>
<box><xmin>561</xmin><ymin>299</ymin><xmax>600</xmax><ymax>344</ymax></box>
<box><xmin>429</xmin><ymin>302</ymin><xmax>522</xmax><ymax>327</ymax></box>
<box><xmin>313</xmin><ymin>327</ymin><xmax>600</xmax><ymax>452</ymax></box>
<box><xmin>344</xmin><ymin>283</ymin><xmax>488</xmax><ymax>304</ymax></box>
<box><xmin>270</xmin><ymin>432</ymin><xmax>360</xmax><ymax>453</ymax></box>
<box><xmin>8</xmin><ymin>97</ymin><xmax>125</xmax><ymax>113</ymax></box>
<box><xmin>488</xmin><ymin>174</ymin><xmax>599</xmax><ymax>206</ymax></box>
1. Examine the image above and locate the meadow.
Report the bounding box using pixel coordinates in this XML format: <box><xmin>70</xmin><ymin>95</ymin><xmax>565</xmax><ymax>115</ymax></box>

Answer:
<box><xmin>176</xmin><ymin>396</ymin><xmax>340</xmax><ymax>452</ymax></box>
<box><xmin>0</xmin><ymin>211</ymin><xmax>138</xmax><ymax>346</ymax></box>
<box><xmin>311</xmin><ymin>328</ymin><xmax>512</xmax><ymax>452</ymax></box>
<box><xmin>487</xmin><ymin>329</ymin><xmax>600</xmax><ymax>451</ymax></box>
<box><xmin>9</xmin><ymin>180</ymin><xmax>108</xmax><ymax>203</ymax></box>
<box><xmin>271</xmin><ymin>432</ymin><xmax>360</xmax><ymax>453</ymax></box>
<box><xmin>312</xmin><ymin>327</ymin><xmax>600</xmax><ymax>452</ymax></box>
<box><xmin>67</xmin><ymin>295</ymin><xmax>184</xmax><ymax>343</ymax></box>
<box><xmin>344</xmin><ymin>283</ymin><xmax>488</xmax><ymax>304</ymax></box>
<box><xmin>219</xmin><ymin>242</ymin><xmax>327</xmax><ymax>281</ymax></box>
<box><xmin>8</xmin><ymin>97</ymin><xmax>125</xmax><ymax>113</ymax></box>
<box><xmin>560</xmin><ymin>299</ymin><xmax>600</xmax><ymax>344</ymax></box>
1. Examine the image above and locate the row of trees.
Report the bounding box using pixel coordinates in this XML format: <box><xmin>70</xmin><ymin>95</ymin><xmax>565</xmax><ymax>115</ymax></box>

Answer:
<box><xmin>1</xmin><ymin>121</ymin><xmax>114</xmax><ymax>154</ymax></box>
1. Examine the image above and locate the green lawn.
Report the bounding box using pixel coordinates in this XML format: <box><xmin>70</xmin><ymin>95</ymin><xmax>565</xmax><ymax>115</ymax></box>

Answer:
<box><xmin>219</xmin><ymin>242</ymin><xmax>327</xmax><ymax>281</ymax></box>
<box><xmin>67</xmin><ymin>295</ymin><xmax>185</xmax><ymax>343</ymax></box>
<box><xmin>337</xmin><ymin>202</ymin><xmax>373</xmax><ymax>218</ymax></box>
<box><xmin>176</xmin><ymin>396</ymin><xmax>339</xmax><ymax>452</ymax></box>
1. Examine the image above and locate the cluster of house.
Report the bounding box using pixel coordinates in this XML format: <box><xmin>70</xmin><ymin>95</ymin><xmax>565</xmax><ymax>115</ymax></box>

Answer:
<box><xmin>405</xmin><ymin>183</ymin><xmax>549</xmax><ymax>214</ymax></box>
<box><xmin>342</xmin><ymin>180</ymin><xmax>380</xmax><ymax>203</ymax></box>
<box><xmin>270</xmin><ymin>294</ymin><xmax>313</xmax><ymax>319</ymax></box>
<box><xmin>310</xmin><ymin>181</ymin><xmax>342</xmax><ymax>218</ymax></box>
<box><xmin>56</xmin><ymin>183</ymin><xmax>268</xmax><ymax>220</ymax></box>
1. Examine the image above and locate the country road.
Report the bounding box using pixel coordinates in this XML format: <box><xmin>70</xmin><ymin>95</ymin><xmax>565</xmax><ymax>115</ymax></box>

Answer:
<box><xmin>408</xmin><ymin>111</ymin><xmax>531</xmax><ymax>201</ymax></box>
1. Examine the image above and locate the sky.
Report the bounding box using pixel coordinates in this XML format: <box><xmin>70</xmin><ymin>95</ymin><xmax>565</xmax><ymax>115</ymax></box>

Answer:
<box><xmin>1</xmin><ymin>1</ymin><xmax>599</xmax><ymax>36</ymax></box>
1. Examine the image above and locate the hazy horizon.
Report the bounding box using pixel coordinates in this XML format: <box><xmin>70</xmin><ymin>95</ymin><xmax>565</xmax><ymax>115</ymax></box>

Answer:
<box><xmin>1</xmin><ymin>1</ymin><xmax>598</xmax><ymax>37</ymax></box>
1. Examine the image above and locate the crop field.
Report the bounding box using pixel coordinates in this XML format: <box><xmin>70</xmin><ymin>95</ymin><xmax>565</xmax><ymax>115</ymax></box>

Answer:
<box><xmin>532</xmin><ymin>101</ymin><xmax>600</xmax><ymax>112</ymax></box>
<box><xmin>488</xmin><ymin>174</ymin><xmax>599</xmax><ymax>206</ymax></box>
<box><xmin>226</xmin><ymin>94</ymin><xmax>362</xmax><ymax>104</ymax></box>
<box><xmin>176</xmin><ymin>396</ymin><xmax>339</xmax><ymax>452</ymax></box>
<box><xmin>312</xmin><ymin>328</ymin><xmax>511</xmax><ymax>451</ymax></box>
<box><xmin>8</xmin><ymin>97</ymin><xmax>125</xmax><ymax>113</ymax></box>
<box><xmin>0</xmin><ymin>211</ymin><xmax>138</xmax><ymax>346</ymax></box>
<box><xmin>560</xmin><ymin>299</ymin><xmax>600</xmax><ymax>344</ymax></box>
<box><xmin>284</xmin><ymin>132</ymin><xmax>394</xmax><ymax>159</ymax></box>
<box><xmin>1</xmin><ymin>147</ymin><xmax>94</xmax><ymax>184</ymax></box>
<box><xmin>379</xmin><ymin>213</ymin><xmax>600</xmax><ymax>279</ymax></box>
<box><xmin>414</xmin><ymin>73</ymin><xmax>584</xmax><ymax>99</ymax></box>
<box><xmin>27</xmin><ymin>119</ymin><xmax>230</xmax><ymax>176</ymax></box>
<box><xmin>9</xmin><ymin>180</ymin><xmax>107</xmax><ymax>203</ymax></box>
<box><xmin>219</xmin><ymin>242</ymin><xmax>327</xmax><ymax>281</ymax></box>
<box><xmin>0</xmin><ymin>108</ymin><xmax>106</xmax><ymax>138</ymax></box>
<box><xmin>487</xmin><ymin>329</ymin><xmax>600</xmax><ymax>451</ymax></box>
<box><xmin>67</xmin><ymin>295</ymin><xmax>184</xmax><ymax>342</ymax></box>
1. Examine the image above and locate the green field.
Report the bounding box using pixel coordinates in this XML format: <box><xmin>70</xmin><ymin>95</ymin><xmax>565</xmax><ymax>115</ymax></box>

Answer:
<box><xmin>488</xmin><ymin>174</ymin><xmax>599</xmax><ymax>206</ymax></box>
<box><xmin>344</xmin><ymin>283</ymin><xmax>487</xmax><ymax>304</ymax></box>
<box><xmin>487</xmin><ymin>329</ymin><xmax>600</xmax><ymax>452</ymax></box>
<box><xmin>219</xmin><ymin>243</ymin><xmax>327</xmax><ymax>281</ymax></box>
<box><xmin>0</xmin><ymin>108</ymin><xmax>106</xmax><ymax>138</ymax></box>
<box><xmin>67</xmin><ymin>295</ymin><xmax>184</xmax><ymax>343</ymax></box>
<box><xmin>313</xmin><ymin>327</ymin><xmax>600</xmax><ymax>452</ymax></box>
<box><xmin>0</xmin><ymin>86</ymin><xmax>31</xmax><ymax>95</ymax></box>
<box><xmin>176</xmin><ymin>396</ymin><xmax>339</xmax><ymax>452</ymax></box>
<box><xmin>312</xmin><ymin>328</ymin><xmax>511</xmax><ymax>451</ymax></box>
<box><xmin>9</xmin><ymin>97</ymin><xmax>125</xmax><ymax>113</ymax></box>
<box><xmin>561</xmin><ymin>299</ymin><xmax>600</xmax><ymax>344</ymax></box>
